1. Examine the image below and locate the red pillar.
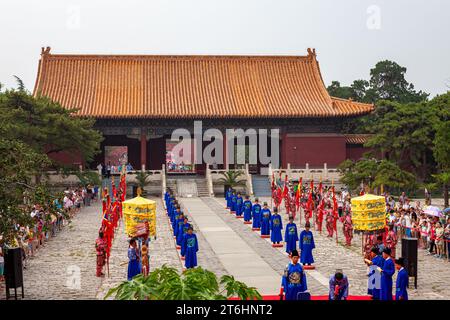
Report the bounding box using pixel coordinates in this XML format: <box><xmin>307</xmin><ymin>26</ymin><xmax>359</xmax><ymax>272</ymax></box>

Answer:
<box><xmin>281</xmin><ymin>131</ymin><xmax>287</xmax><ymax>169</ymax></box>
<box><xmin>140</xmin><ymin>131</ymin><xmax>147</xmax><ymax>170</ymax></box>
<box><xmin>223</xmin><ymin>134</ymin><xmax>228</xmax><ymax>170</ymax></box>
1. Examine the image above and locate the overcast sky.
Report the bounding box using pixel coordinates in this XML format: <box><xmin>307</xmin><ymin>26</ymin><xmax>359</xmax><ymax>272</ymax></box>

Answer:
<box><xmin>1</xmin><ymin>0</ymin><xmax>449</xmax><ymax>97</ymax></box>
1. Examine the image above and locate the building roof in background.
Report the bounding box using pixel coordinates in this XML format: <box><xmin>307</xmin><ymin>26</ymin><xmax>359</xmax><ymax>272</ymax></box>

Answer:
<box><xmin>33</xmin><ymin>47</ymin><xmax>373</xmax><ymax>119</ymax></box>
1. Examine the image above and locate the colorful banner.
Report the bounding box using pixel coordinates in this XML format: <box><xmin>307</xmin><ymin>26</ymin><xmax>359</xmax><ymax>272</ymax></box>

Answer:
<box><xmin>122</xmin><ymin>196</ymin><xmax>157</xmax><ymax>237</ymax></box>
<box><xmin>351</xmin><ymin>194</ymin><xmax>386</xmax><ymax>232</ymax></box>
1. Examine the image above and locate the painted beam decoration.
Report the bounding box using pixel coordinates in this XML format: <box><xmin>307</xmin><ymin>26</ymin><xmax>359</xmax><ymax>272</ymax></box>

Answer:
<box><xmin>122</xmin><ymin>194</ymin><xmax>156</xmax><ymax>237</ymax></box>
<box><xmin>351</xmin><ymin>194</ymin><xmax>386</xmax><ymax>233</ymax></box>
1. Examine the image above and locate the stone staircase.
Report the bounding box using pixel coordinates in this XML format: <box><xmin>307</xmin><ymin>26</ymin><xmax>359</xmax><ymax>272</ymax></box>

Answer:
<box><xmin>251</xmin><ymin>175</ymin><xmax>272</xmax><ymax>197</ymax></box>
<box><xmin>166</xmin><ymin>176</ymin><xmax>211</xmax><ymax>198</ymax></box>
<box><xmin>166</xmin><ymin>179</ymin><xmax>177</xmax><ymax>195</ymax></box>
<box><xmin>195</xmin><ymin>178</ymin><xmax>210</xmax><ymax>197</ymax></box>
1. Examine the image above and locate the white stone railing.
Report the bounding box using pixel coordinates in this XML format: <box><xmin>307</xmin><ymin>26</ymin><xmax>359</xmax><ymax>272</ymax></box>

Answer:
<box><xmin>271</xmin><ymin>163</ymin><xmax>342</xmax><ymax>183</ymax></box>
<box><xmin>245</xmin><ymin>164</ymin><xmax>254</xmax><ymax>196</ymax></box>
<box><xmin>161</xmin><ymin>164</ymin><xmax>166</xmax><ymax>198</ymax></box>
<box><xmin>206</xmin><ymin>165</ymin><xmax>215</xmax><ymax>197</ymax></box>
<box><xmin>41</xmin><ymin>169</ymin><xmax>165</xmax><ymax>186</ymax></box>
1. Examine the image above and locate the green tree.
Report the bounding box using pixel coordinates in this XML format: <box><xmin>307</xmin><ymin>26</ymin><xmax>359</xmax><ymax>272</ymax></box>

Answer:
<box><xmin>433</xmin><ymin>120</ymin><xmax>450</xmax><ymax>206</ymax></box>
<box><xmin>105</xmin><ymin>265</ymin><xmax>262</xmax><ymax>300</ymax></box>
<box><xmin>338</xmin><ymin>158</ymin><xmax>416</xmax><ymax>194</ymax></box>
<box><xmin>0</xmin><ymin>137</ymin><xmax>50</xmax><ymax>244</ymax></box>
<box><xmin>368</xmin><ymin>60</ymin><xmax>429</xmax><ymax>103</ymax></box>
<box><xmin>0</xmin><ymin>89</ymin><xmax>103</xmax><ymax>167</ymax></box>
<box><xmin>364</xmin><ymin>100</ymin><xmax>437</xmax><ymax>180</ymax></box>
<box><xmin>327</xmin><ymin>81</ymin><xmax>354</xmax><ymax>100</ymax></box>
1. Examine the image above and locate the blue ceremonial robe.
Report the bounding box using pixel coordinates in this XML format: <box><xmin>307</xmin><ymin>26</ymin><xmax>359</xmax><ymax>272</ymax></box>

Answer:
<box><xmin>368</xmin><ymin>255</ymin><xmax>384</xmax><ymax>299</ymax></box>
<box><xmin>174</xmin><ymin>217</ymin><xmax>184</xmax><ymax>239</ymax></box>
<box><xmin>243</xmin><ymin>200</ymin><xmax>252</xmax><ymax>221</ymax></box>
<box><xmin>164</xmin><ymin>192</ymin><xmax>169</xmax><ymax>208</ymax></box>
<box><xmin>226</xmin><ymin>190</ymin><xmax>232</xmax><ymax>208</ymax></box>
<box><xmin>172</xmin><ymin>213</ymin><xmax>181</xmax><ymax>235</ymax></box>
<box><xmin>252</xmin><ymin>204</ymin><xmax>262</xmax><ymax>228</ymax></box>
<box><xmin>176</xmin><ymin>222</ymin><xmax>191</xmax><ymax>246</ymax></box>
<box><xmin>380</xmin><ymin>257</ymin><xmax>395</xmax><ymax>300</ymax></box>
<box><xmin>230</xmin><ymin>194</ymin><xmax>237</xmax><ymax>212</ymax></box>
<box><xmin>236</xmin><ymin>196</ymin><xmax>243</xmax><ymax>216</ymax></box>
<box><xmin>329</xmin><ymin>275</ymin><xmax>349</xmax><ymax>300</ymax></box>
<box><xmin>182</xmin><ymin>233</ymin><xmax>199</xmax><ymax>268</ymax></box>
<box><xmin>127</xmin><ymin>248</ymin><xmax>141</xmax><ymax>281</ymax></box>
<box><xmin>285</xmin><ymin>223</ymin><xmax>298</xmax><ymax>253</ymax></box>
<box><xmin>395</xmin><ymin>268</ymin><xmax>409</xmax><ymax>301</ymax></box>
<box><xmin>260</xmin><ymin>208</ymin><xmax>271</xmax><ymax>235</ymax></box>
<box><xmin>282</xmin><ymin>263</ymin><xmax>307</xmax><ymax>300</ymax></box>
<box><xmin>270</xmin><ymin>214</ymin><xmax>283</xmax><ymax>242</ymax></box>
<box><xmin>299</xmin><ymin>230</ymin><xmax>315</xmax><ymax>264</ymax></box>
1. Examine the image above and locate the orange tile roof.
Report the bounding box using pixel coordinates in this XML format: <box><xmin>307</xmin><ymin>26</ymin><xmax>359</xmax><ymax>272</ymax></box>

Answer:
<box><xmin>345</xmin><ymin>134</ymin><xmax>373</xmax><ymax>144</ymax></box>
<box><xmin>33</xmin><ymin>47</ymin><xmax>373</xmax><ymax>119</ymax></box>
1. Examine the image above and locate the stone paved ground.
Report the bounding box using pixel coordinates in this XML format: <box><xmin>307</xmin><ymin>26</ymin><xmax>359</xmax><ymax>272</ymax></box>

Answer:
<box><xmin>0</xmin><ymin>197</ymin><xmax>185</xmax><ymax>300</ymax></box>
<box><xmin>2</xmin><ymin>194</ymin><xmax>448</xmax><ymax>300</ymax></box>
<box><xmin>1</xmin><ymin>201</ymin><xmax>106</xmax><ymax>300</ymax></box>
<box><xmin>232</xmin><ymin>196</ymin><xmax>450</xmax><ymax>300</ymax></box>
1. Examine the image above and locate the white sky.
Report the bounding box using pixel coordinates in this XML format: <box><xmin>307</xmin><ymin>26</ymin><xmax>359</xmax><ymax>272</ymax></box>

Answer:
<box><xmin>0</xmin><ymin>0</ymin><xmax>449</xmax><ymax>97</ymax></box>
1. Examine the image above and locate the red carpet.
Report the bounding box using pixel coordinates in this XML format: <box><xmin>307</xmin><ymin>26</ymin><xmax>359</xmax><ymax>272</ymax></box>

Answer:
<box><xmin>229</xmin><ymin>295</ymin><xmax>372</xmax><ymax>300</ymax></box>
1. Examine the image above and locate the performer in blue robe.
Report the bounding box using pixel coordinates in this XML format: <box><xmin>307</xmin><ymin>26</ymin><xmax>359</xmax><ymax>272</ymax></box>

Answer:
<box><xmin>236</xmin><ymin>193</ymin><xmax>243</xmax><ymax>216</ymax></box>
<box><xmin>176</xmin><ymin>216</ymin><xmax>190</xmax><ymax>246</ymax></box>
<box><xmin>285</xmin><ymin>216</ymin><xmax>298</xmax><ymax>254</ymax></box>
<box><xmin>174</xmin><ymin>213</ymin><xmax>185</xmax><ymax>241</ymax></box>
<box><xmin>243</xmin><ymin>196</ymin><xmax>252</xmax><ymax>222</ymax></box>
<box><xmin>260</xmin><ymin>203</ymin><xmax>271</xmax><ymax>236</ymax></box>
<box><xmin>172</xmin><ymin>209</ymin><xmax>182</xmax><ymax>236</ymax></box>
<box><xmin>270</xmin><ymin>207</ymin><xmax>283</xmax><ymax>243</ymax></box>
<box><xmin>169</xmin><ymin>200</ymin><xmax>177</xmax><ymax>222</ymax></box>
<box><xmin>281</xmin><ymin>250</ymin><xmax>308</xmax><ymax>300</ymax></box>
<box><xmin>252</xmin><ymin>199</ymin><xmax>262</xmax><ymax>229</ymax></box>
<box><xmin>230</xmin><ymin>191</ymin><xmax>237</xmax><ymax>213</ymax></box>
<box><xmin>395</xmin><ymin>257</ymin><xmax>409</xmax><ymax>300</ymax></box>
<box><xmin>299</xmin><ymin>222</ymin><xmax>315</xmax><ymax>265</ymax></box>
<box><xmin>182</xmin><ymin>226</ymin><xmax>199</xmax><ymax>269</ymax></box>
<box><xmin>226</xmin><ymin>188</ymin><xmax>233</xmax><ymax>209</ymax></box>
<box><xmin>379</xmin><ymin>248</ymin><xmax>395</xmax><ymax>300</ymax></box>
<box><xmin>329</xmin><ymin>270</ymin><xmax>349</xmax><ymax>300</ymax></box>
<box><xmin>127</xmin><ymin>239</ymin><xmax>141</xmax><ymax>280</ymax></box>
<box><xmin>365</xmin><ymin>247</ymin><xmax>384</xmax><ymax>300</ymax></box>
<box><xmin>164</xmin><ymin>190</ymin><xmax>169</xmax><ymax>209</ymax></box>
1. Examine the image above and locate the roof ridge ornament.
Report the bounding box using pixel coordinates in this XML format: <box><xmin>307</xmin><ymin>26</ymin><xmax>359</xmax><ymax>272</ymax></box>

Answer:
<box><xmin>307</xmin><ymin>48</ymin><xmax>316</xmax><ymax>59</ymax></box>
<box><xmin>41</xmin><ymin>46</ymin><xmax>51</xmax><ymax>56</ymax></box>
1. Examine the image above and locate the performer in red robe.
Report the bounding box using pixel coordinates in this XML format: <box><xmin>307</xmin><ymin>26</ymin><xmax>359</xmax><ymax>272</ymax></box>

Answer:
<box><xmin>342</xmin><ymin>212</ymin><xmax>353</xmax><ymax>246</ymax></box>
<box><xmin>95</xmin><ymin>230</ymin><xmax>107</xmax><ymax>277</ymax></box>
<box><xmin>325</xmin><ymin>204</ymin><xmax>334</xmax><ymax>237</ymax></box>
<box><xmin>385</xmin><ymin>224</ymin><xmax>398</xmax><ymax>258</ymax></box>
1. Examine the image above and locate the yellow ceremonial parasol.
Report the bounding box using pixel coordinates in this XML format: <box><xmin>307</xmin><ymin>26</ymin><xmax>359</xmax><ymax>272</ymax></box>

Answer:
<box><xmin>122</xmin><ymin>188</ymin><xmax>157</xmax><ymax>237</ymax></box>
<box><xmin>350</xmin><ymin>193</ymin><xmax>386</xmax><ymax>233</ymax></box>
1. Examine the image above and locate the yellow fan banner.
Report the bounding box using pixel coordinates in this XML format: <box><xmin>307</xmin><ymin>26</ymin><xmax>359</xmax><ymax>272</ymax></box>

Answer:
<box><xmin>351</xmin><ymin>194</ymin><xmax>386</xmax><ymax>232</ymax></box>
<box><xmin>122</xmin><ymin>196</ymin><xmax>157</xmax><ymax>237</ymax></box>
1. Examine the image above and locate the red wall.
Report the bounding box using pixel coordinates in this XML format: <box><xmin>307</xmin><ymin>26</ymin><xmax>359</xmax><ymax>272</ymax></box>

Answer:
<box><xmin>283</xmin><ymin>135</ymin><xmax>347</xmax><ymax>168</ymax></box>
<box><xmin>48</xmin><ymin>150</ymin><xmax>83</xmax><ymax>167</ymax></box>
<box><xmin>346</xmin><ymin>145</ymin><xmax>370</xmax><ymax>161</ymax></box>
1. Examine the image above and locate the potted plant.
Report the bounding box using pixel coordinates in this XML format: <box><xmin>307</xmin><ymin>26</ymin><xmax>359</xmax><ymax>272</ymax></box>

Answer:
<box><xmin>105</xmin><ymin>265</ymin><xmax>261</xmax><ymax>300</ymax></box>
<box><xmin>217</xmin><ymin>170</ymin><xmax>247</xmax><ymax>194</ymax></box>
<box><xmin>135</xmin><ymin>171</ymin><xmax>151</xmax><ymax>197</ymax></box>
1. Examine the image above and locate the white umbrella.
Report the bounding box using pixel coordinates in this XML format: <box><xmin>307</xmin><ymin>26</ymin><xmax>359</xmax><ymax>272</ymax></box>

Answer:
<box><xmin>423</xmin><ymin>206</ymin><xmax>443</xmax><ymax>218</ymax></box>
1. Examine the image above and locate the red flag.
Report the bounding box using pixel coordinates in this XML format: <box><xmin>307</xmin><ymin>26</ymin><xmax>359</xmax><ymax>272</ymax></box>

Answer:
<box><xmin>282</xmin><ymin>175</ymin><xmax>288</xmax><ymax>198</ymax></box>
<box><xmin>295</xmin><ymin>177</ymin><xmax>302</xmax><ymax>207</ymax></box>
<box><xmin>332</xmin><ymin>186</ymin><xmax>338</xmax><ymax>231</ymax></box>
<box><xmin>271</xmin><ymin>173</ymin><xmax>276</xmax><ymax>191</ymax></box>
